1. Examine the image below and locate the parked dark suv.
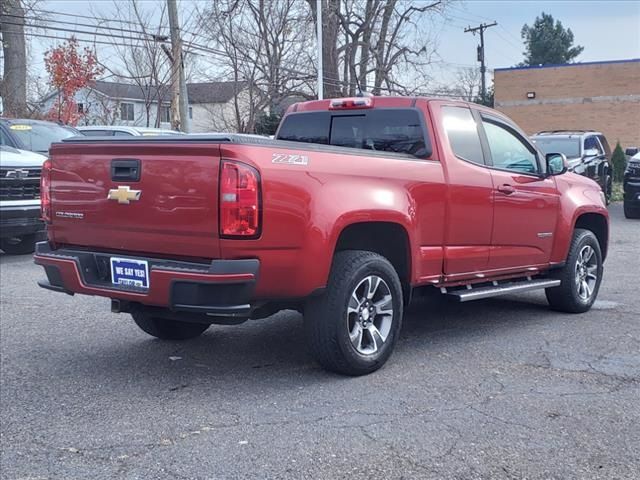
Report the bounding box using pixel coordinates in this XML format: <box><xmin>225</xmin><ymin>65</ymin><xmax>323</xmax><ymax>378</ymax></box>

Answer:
<box><xmin>624</xmin><ymin>151</ymin><xmax>640</xmax><ymax>219</ymax></box>
<box><xmin>531</xmin><ymin>130</ymin><xmax>612</xmax><ymax>202</ymax></box>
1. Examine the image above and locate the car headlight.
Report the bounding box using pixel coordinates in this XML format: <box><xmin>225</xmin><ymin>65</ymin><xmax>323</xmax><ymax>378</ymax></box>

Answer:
<box><xmin>599</xmin><ymin>190</ymin><xmax>606</xmax><ymax>205</ymax></box>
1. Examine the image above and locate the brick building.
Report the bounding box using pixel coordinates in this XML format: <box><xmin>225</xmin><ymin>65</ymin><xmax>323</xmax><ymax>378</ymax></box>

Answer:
<box><xmin>494</xmin><ymin>59</ymin><xmax>640</xmax><ymax>149</ymax></box>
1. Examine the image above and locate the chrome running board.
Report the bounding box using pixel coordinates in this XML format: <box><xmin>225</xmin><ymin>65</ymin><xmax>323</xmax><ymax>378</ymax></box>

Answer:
<box><xmin>444</xmin><ymin>278</ymin><xmax>561</xmax><ymax>302</ymax></box>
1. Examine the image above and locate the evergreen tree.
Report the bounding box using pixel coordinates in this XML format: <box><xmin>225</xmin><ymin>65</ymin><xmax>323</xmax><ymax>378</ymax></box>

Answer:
<box><xmin>521</xmin><ymin>13</ymin><xmax>584</xmax><ymax>66</ymax></box>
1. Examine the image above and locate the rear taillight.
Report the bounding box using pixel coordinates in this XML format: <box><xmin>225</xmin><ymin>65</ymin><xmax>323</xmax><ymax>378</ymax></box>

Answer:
<box><xmin>219</xmin><ymin>160</ymin><xmax>261</xmax><ymax>238</ymax></box>
<box><xmin>41</xmin><ymin>159</ymin><xmax>52</xmax><ymax>223</ymax></box>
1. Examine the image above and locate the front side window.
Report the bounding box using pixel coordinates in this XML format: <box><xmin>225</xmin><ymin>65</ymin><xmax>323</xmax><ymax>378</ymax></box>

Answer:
<box><xmin>120</xmin><ymin>103</ymin><xmax>134</xmax><ymax>121</ymax></box>
<box><xmin>483</xmin><ymin>120</ymin><xmax>539</xmax><ymax>174</ymax></box>
<box><xmin>597</xmin><ymin>135</ymin><xmax>611</xmax><ymax>157</ymax></box>
<box><xmin>584</xmin><ymin>136</ymin><xmax>603</xmax><ymax>155</ymax></box>
<box><xmin>441</xmin><ymin>106</ymin><xmax>484</xmax><ymax>165</ymax></box>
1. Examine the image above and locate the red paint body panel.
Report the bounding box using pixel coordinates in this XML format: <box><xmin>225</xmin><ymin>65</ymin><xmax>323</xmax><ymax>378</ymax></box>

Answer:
<box><xmin>41</xmin><ymin>96</ymin><xmax>608</xmax><ymax>309</ymax></box>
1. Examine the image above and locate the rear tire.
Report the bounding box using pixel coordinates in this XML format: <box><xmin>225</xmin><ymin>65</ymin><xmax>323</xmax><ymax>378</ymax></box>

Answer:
<box><xmin>624</xmin><ymin>202</ymin><xmax>640</xmax><ymax>219</ymax></box>
<box><xmin>131</xmin><ymin>309</ymin><xmax>209</xmax><ymax>340</ymax></box>
<box><xmin>545</xmin><ymin>228</ymin><xmax>603</xmax><ymax>313</ymax></box>
<box><xmin>304</xmin><ymin>250</ymin><xmax>403</xmax><ymax>376</ymax></box>
<box><xmin>0</xmin><ymin>234</ymin><xmax>36</xmax><ymax>255</ymax></box>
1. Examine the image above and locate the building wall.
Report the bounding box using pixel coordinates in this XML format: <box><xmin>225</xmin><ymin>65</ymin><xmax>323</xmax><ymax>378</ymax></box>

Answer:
<box><xmin>494</xmin><ymin>59</ymin><xmax>640</xmax><ymax>148</ymax></box>
<box><xmin>190</xmin><ymin>92</ymin><xmax>252</xmax><ymax>133</ymax></box>
<box><xmin>40</xmin><ymin>88</ymin><xmax>172</xmax><ymax>129</ymax></box>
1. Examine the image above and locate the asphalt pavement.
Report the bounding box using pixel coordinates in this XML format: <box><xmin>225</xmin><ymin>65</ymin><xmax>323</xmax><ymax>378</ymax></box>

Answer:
<box><xmin>1</xmin><ymin>203</ymin><xmax>638</xmax><ymax>480</ymax></box>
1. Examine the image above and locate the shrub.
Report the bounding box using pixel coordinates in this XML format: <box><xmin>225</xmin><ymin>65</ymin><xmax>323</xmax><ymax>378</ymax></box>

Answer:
<box><xmin>611</xmin><ymin>142</ymin><xmax>627</xmax><ymax>183</ymax></box>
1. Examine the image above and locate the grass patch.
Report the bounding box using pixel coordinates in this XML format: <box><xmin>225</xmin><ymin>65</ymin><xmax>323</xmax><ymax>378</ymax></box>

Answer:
<box><xmin>612</xmin><ymin>182</ymin><xmax>624</xmax><ymax>202</ymax></box>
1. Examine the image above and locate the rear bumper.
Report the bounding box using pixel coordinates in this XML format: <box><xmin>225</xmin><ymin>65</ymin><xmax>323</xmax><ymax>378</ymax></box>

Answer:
<box><xmin>0</xmin><ymin>205</ymin><xmax>45</xmax><ymax>239</ymax></box>
<box><xmin>33</xmin><ymin>242</ymin><xmax>259</xmax><ymax>317</ymax></box>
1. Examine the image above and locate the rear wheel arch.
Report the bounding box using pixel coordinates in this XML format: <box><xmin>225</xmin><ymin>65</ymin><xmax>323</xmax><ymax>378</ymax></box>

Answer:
<box><xmin>574</xmin><ymin>213</ymin><xmax>608</xmax><ymax>261</ymax></box>
<box><xmin>333</xmin><ymin>222</ymin><xmax>412</xmax><ymax>299</ymax></box>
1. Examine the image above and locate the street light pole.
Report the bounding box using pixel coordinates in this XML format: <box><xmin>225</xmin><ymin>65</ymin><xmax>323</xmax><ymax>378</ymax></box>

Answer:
<box><xmin>316</xmin><ymin>0</ymin><xmax>323</xmax><ymax>100</ymax></box>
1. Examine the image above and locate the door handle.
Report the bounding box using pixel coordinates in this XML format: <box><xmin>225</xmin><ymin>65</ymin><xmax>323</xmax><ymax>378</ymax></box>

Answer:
<box><xmin>497</xmin><ymin>184</ymin><xmax>515</xmax><ymax>195</ymax></box>
<box><xmin>111</xmin><ymin>159</ymin><xmax>141</xmax><ymax>182</ymax></box>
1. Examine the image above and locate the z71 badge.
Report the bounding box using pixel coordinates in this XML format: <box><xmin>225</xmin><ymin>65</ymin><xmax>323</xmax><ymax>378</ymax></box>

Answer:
<box><xmin>272</xmin><ymin>153</ymin><xmax>309</xmax><ymax>166</ymax></box>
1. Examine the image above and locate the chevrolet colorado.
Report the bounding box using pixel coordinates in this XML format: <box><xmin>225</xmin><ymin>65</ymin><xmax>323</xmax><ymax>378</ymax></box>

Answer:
<box><xmin>34</xmin><ymin>96</ymin><xmax>609</xmax><ymax>375</ymax></box>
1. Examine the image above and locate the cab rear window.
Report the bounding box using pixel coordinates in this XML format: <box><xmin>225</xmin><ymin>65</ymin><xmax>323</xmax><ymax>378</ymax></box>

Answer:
<box><xmin>277</xmin><ymin>109</ymin><xmax>430</xmax><ymax>158</ymax></box>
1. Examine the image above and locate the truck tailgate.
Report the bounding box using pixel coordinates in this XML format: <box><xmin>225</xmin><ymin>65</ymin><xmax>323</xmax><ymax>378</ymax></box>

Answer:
<box><xmin>49</xmin><ymin>141</ymin><xmax>222</xmax><ymax>259</ymax></box>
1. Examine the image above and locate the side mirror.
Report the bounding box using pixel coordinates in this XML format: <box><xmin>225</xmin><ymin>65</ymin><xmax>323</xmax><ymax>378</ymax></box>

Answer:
<box><xmin>583</xmin><ymin>148</ymin><xmax>599</xmax><ymax>157</ymax></box>
<box><xmin>546</xmin><ymin>153</ymin><xmax>568</xmax><ymax>176</ymax></box>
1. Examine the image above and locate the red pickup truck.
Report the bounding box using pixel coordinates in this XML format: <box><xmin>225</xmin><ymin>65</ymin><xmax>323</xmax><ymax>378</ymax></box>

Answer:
<box><xmin>35</xmin><ymin>96</ymin><xmax>609</xmax><ymax>375</ymax></box>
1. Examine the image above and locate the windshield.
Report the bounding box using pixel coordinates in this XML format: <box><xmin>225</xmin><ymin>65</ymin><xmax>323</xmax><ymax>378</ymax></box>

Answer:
<box><xmin>8</xmin><ymin>122</ymin><xmax>77</xmax><ymax>154</ymax></box>
<box><xmin>532</xmin><ymin>137</ymin><xmax>580</xmax><ymax>158</ymax></box>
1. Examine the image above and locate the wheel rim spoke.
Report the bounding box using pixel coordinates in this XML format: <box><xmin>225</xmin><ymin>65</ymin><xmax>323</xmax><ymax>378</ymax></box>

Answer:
<box><xmin>373</xmin><ymin>294</ymin><xmax>393</xmax><ymax>316</ymax></box>
<box><xmin>347</xmin><ymin>291</ymin><xmax>361</xmax><ymax>315</ymax></box>
<box><xmin>350</xmin><ymin>324</ymin><xmax>363</xmax><ymax>349</ymax></box>
<box><xmin>367</xmin><ymin>325</ymin><xmax>384</xmax><ymax>353</ymax></box>
<box><xmin>346</xmin><ymin>274</ymin><xmax>394</xmax><ymax>356</ymax></box>
<box><xmin>366</xmin><ymin>276</ymin><xmax>381</xmax><ymax>299</ymax></box>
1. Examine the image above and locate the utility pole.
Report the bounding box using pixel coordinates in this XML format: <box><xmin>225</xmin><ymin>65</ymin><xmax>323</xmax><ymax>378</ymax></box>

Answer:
<box><xmin>167</xmin><ymin>0</ymin><xmax>190</xmax><ymax>132</ymax></box>
<box><xmin>464</xmin><ymin>22</ymin><xmax>497</xmax><ymax>105</ymax></box>
<box><xmin>316</xmin><ymin>0</ymin><xmax>323</xmax><ymax>100</ymax></box>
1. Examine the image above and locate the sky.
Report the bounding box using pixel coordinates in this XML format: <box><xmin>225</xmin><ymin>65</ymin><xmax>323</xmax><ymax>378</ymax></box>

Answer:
<box><xmin>21</xmin><ymin>0</ymin><xmax>640</xmax><ymax>95</ymax></box>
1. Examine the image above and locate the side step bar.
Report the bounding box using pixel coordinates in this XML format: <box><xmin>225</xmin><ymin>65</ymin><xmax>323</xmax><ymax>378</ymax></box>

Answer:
<box><xmin>444</xmin><ymin>278</ymin><xmax>561</xmax><ymax>302</ymax></box>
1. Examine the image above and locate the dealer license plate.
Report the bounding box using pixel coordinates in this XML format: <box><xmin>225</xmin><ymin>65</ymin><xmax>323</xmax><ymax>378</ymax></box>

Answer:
<box><xmin>110</xmin><ymin>257</ymin><xmax>149</xmax><ymax>289</ymax></box>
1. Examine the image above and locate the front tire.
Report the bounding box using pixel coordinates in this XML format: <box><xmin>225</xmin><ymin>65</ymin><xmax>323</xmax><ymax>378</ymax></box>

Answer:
<box><xmin>304</xmin><ymin>250</ymin><xmax>403</xmax><ymax>376</ymax></box>
<box><xmin>624</xmin><ymin>202</ymin><xmax>640</xmax><ymax>219</ymax></box>
<box><xmin>545</xmin><ymin>228</ymin><xmax>603</xmax><ymax>313</ymax></box>
<box><xmin>0</xmin><ymin>234</ymin><xmax>36</xmax><ymax>255</ymax></box>
<box><xmin>131</xmin><ymin>309</ymin><xmax>209</xmax><ymax>340</ymax></box>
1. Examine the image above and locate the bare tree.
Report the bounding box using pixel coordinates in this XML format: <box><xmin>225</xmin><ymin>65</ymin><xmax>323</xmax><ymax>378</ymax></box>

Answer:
<box><xmin>306</xmin><ymin>0</ymin><xmax>447</xmax><ymax>97</ymax></box>
<box><xmin>1</xmin><ymin>0</ymin><xmax>28</xmax><ymax>116</ymax></box>
<box><xmin>454</xmin><ymin>67</ymin><xmax>480</xmax><ymax>102</ymax></box>
<box><xmin>90</xmin><ymin>0</ymin><xmax>173</xmax><ymax>127</ymax></box>
<box><xmin>199</xmin><ymin>0</ymin><xmax>314</xmax><ymax>132</ymax></box>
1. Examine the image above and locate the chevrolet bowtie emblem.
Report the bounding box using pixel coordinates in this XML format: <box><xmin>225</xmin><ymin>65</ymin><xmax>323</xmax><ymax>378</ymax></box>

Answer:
<box><xmin>107</xmin><ymin>186</ymin><xmax>141</xmax><ymax>204</ymax></box>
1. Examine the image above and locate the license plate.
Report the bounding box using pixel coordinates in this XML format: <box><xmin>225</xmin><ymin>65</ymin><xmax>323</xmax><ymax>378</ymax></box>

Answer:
<box><xmin>110</xmin><ymin>257</ymin><xmax>149</xmax><ymax>289</ymax></box>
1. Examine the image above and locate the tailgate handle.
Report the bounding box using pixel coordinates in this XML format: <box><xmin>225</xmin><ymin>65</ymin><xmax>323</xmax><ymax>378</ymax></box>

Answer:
<box><xmin>111</xmin><ymin>159</ymin><xmax>141</xmax><ymax>182</ymax></box>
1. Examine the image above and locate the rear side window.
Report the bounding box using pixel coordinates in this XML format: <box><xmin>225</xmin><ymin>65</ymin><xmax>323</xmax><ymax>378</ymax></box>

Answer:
<box><xmin>81</xmin><ymin>130</ymin><xmax>115</xmax><ymax>136</ymax></box>
<box><xmin>441</xmin><ymin>106</ymin><xmax>484</xmax><ymax>165</ymax></box>
<box><xmin>277</xmin><ymin>111</ymin><xmax>330</xmax><ymax>145</ymax></box>
<box><xmin>277</xmin><ymin>109</ymin><xmax>429</xmax><ymax>158</ymax></box>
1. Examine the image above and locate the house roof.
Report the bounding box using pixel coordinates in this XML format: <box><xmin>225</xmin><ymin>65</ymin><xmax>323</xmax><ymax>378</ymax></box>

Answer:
<box><xmin>186</xmin><ymin>82</ymin><xmax>247</xmax><ymax>104</ymax></box>
<box><xmin>91</xmin><ymin>80</ymin><xmax>244</xmax><ymax>104</ymax></box>
<box><xmin>41</xmin><ymin>80</ymin><xmax>245</xmax><ymax>105</ymax></box>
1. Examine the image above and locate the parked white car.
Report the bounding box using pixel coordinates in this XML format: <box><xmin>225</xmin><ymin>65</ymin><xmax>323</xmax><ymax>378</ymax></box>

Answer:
<box><xmin>0</xmin><ymin>146</ymin><xmax>47</xmax><ymax>254</ymax></box>
<box><xmin>77</xmin><ymin>126</ymin><xmax>183</xmax><ymax>137</ymax></box>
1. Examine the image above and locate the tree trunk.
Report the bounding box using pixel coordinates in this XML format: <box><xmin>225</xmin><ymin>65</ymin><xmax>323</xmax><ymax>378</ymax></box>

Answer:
<box><xmin>307</xmin><ymin>0</ymin><xmax>341</xmax><ymax>98</ymax></box>
<box><xmin>0</xmin><ymin>0</ymin><xmax>28</xmax><ymax>117</ymax></box>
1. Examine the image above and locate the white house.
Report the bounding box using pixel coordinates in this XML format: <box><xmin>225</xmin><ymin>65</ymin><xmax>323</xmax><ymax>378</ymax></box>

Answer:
<box><xmin>38</xmin><ymin>80</ymin><xmax>249</xmax><ymax>133</ymax></box>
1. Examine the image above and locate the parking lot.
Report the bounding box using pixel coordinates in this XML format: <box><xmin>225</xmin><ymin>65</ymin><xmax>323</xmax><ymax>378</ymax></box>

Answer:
<box><xmin>0</xmin><ymin>203</ymin><xmax>637</xmax><ymax>480</ymax></box>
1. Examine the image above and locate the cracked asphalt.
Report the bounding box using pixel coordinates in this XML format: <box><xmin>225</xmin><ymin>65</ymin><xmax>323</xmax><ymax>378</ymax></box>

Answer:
<box><xmin>1</xmin><ymin>203</ymin><xmax>639</xmax><ymax>480</ymax></box>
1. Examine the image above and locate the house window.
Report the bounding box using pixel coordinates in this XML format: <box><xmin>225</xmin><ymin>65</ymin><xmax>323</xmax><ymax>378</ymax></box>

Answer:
<box><xmin>77</xmin><ymin>103</ymin><xmax>84</xmax><ymax>113</ymax></box>
<box><xmin>161</xmin><ymin>105</ymin><xmax>171</xmax><ymax>123</ymax></box>
<box><xmin>120</xmin><ymin>103</ymin><xmax>135</xmax><ymax>121</ymax></box>
<box><xmin>189</xmin><ymin>106</ymin><xmax>193</xmax><ymax>120</ymax></box>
